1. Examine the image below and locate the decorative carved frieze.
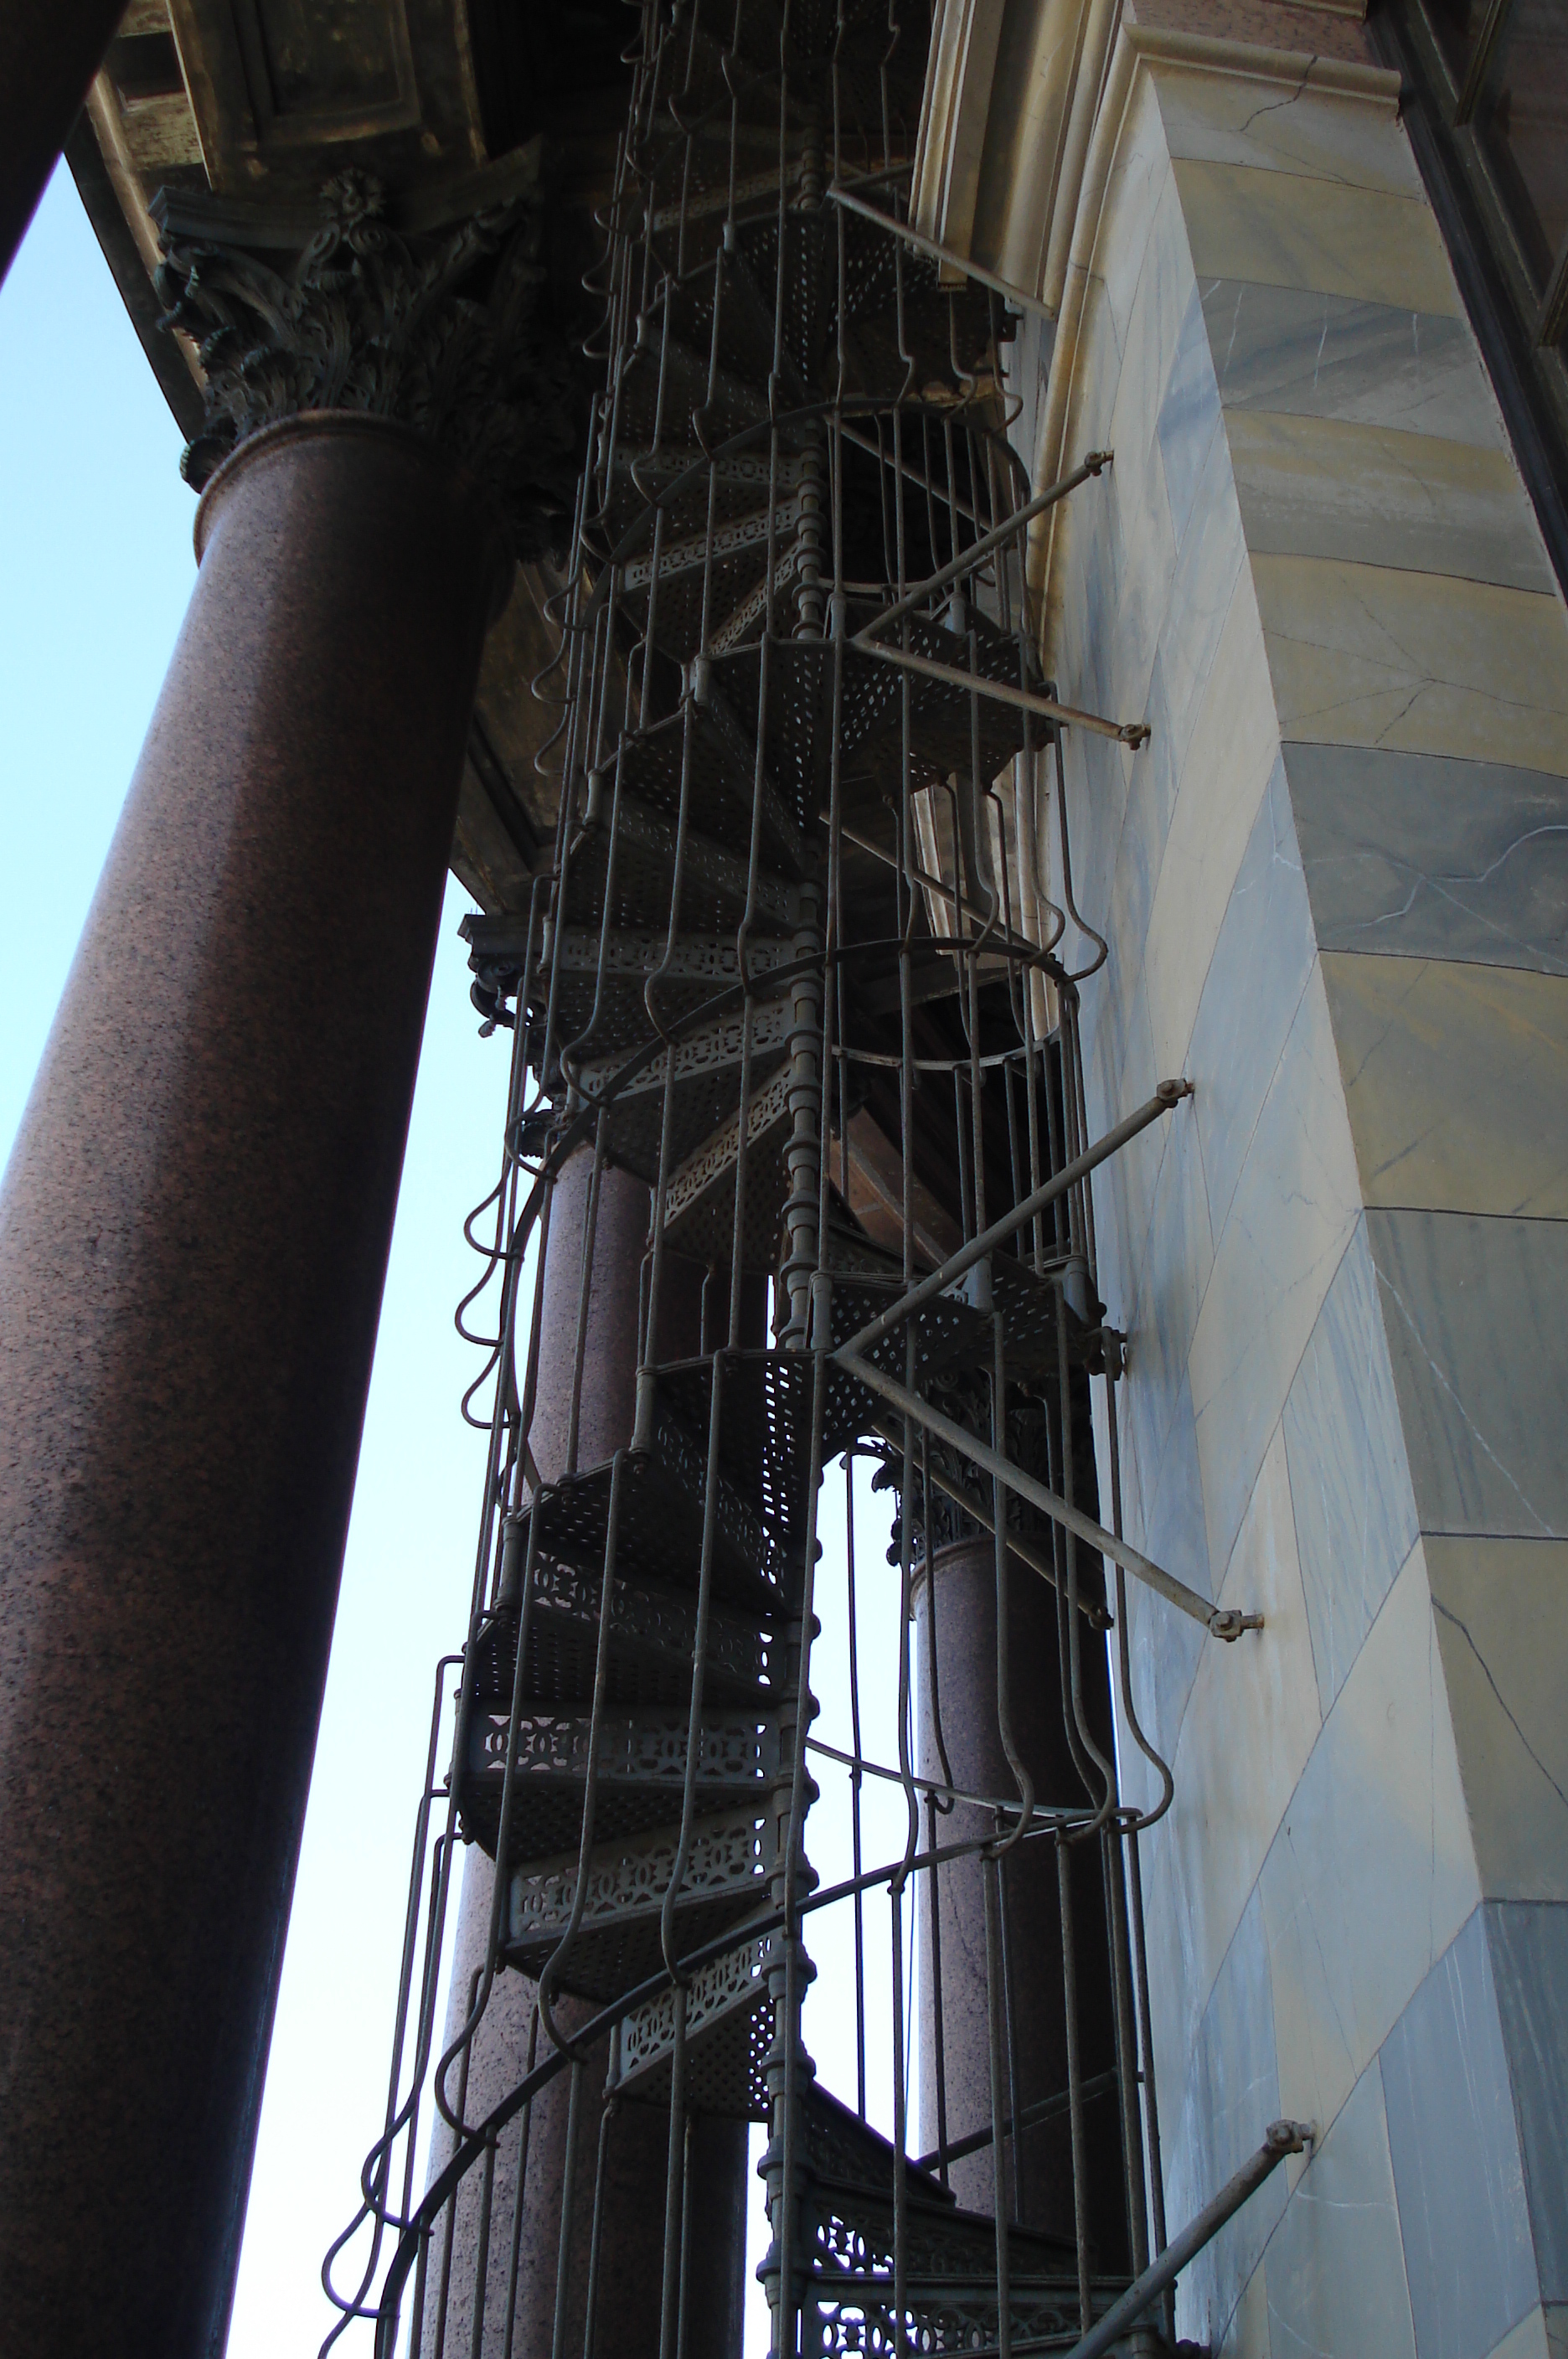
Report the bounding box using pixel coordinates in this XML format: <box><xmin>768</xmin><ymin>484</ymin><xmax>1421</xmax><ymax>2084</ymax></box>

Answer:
<box><xmin>153</xmin><ymin>164</ymin><xmax>580</xmax><ymax>560</ymax></box>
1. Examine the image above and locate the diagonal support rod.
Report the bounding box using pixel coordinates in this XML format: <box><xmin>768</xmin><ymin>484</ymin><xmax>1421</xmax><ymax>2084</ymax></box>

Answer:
<box><xmin>1058</xmin><ymin>2121</ymin><xmax>1313</xmax><ymax>2359</ymax></box>
<box><xmin>836</xmin><ymin>1085</ymin><xmax>1188</xmax><ymax>1364</ymax></box>
<box><xmin>852</xmin><ymin>452</ymin><xmax>1111</xmax><ymax>643</ymax></box>
<box><xmin>838</xmin><ymin>1346</ymin><xmax>1253</xmax><ymax>1635</ymax></box>
<box><xmin>825</xmin><ymin>184</ymin><xmax>1055</xmax><ymax>318</ymax></box>
<box><xmin>853</xmin><ymin>636</ymin><xmax>1151</xmax><ymax>747</ymax></box>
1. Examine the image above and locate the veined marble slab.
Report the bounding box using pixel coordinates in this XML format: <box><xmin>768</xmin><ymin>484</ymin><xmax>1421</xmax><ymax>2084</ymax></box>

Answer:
<box><xmin>1189</xmin><ymin>753</ymin><xmax>1316</xmax><ymax>1247</ymax></box>
<box><xmin>1255</xmin><ymin>555</ymin><xmax>1568</xmax><ymax>775</ymax></box>
<box><xmin>1259</xmin><ymin>1542</ymin><xmax>1479</xmax><ymax>2145</ymax></box>
<box><xmin>1283</xmin><ymin>1216</ymin><xmax>1421</xmax><ymax>1717</ymax></box>
<box><xmin>1263</xmin><ymin>2062</ymin><xmax>1417</xmax><ymax>2359</ymax></box>
<box><xmin>1426</xmin><ymin>1537</ymin><xmax>1568</xmax><ymax>1904</ymax></box>
<box><xmin>1367</xmin><ymin>1209</ymin><xmax>1568</xmax><ymax>1540</ymax></box>
<box><xmin>1189</xmin><ymin>963</ymin><xmax>1361</xmax><ymax>1580</ymax></box>
<box><xmin>1381</xmin><ymin>1907</ymin><xmax>1537</xmax><ymax>2359</ymax></box>
<box><xmin>1201</xmin><ymin>279</ymin><xmax>1501</xmax><ymax>445</ymax></box>
<box><xmin>1153</xmin><ymin>58</ymin><xmax>1421</xmax><ymax>197</ymax></box>
<box><xmin>1324</xmin><ymin>952</ymin><xmax>1568</xmax><ymax>1219</ymax></box>
<box><xmin>1286</xmin><ymin>743</ymin><xmax>1568</xmax><ymax>976</ymax></box>
<box><xmin>1175</xmin><ymin>159</ymin><xmax>1463</xmax><ymax>316</ymax></box>
<box><xmin>1227</xmin><ymin>409</ymin><xmax>1555</xmax><ymax>594</ymax></box>
<box><xmin>1486</xmin><ymin>1902</ymin><xmax>1568</xmax><ymax>2302</ymax></box>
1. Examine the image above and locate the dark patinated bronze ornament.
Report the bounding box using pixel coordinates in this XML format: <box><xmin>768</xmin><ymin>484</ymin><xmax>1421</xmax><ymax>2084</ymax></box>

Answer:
<box><xmin>154</xmin><ymin>160</ymin><xmax>581</xmax><ymax>563</ymax></box>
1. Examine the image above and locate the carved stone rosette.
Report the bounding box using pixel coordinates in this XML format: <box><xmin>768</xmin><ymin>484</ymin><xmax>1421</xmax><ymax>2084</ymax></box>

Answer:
<box><xmin>154</xmin><ymin>166</ymin><xmax>582</xmax><ymax>563</ymax></box>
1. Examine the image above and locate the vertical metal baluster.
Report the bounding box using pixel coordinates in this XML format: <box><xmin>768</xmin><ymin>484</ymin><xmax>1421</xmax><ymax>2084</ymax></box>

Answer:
<box><xmin>549</xmin><ymin>2061</ymin><xmax>586</xmax><ymax>2359</ymax></box>
<box><xmin>501</xmin><ymin>2005</ymin><xmax>543</xmax><ymax>2359</ymax></box>
<box><xmin>983</xmin><ymin>1851</ymin><xmax>1012</xmax><ymax>2359</ymax></box>
<box><xmin>1058</xmin><ymin>1839</ymin><xmax>1093</xmax><ymax>2335</ymax></box>
<box><xmin>658</xmin><ymin>1990</ymin><xmax>689</xmax><ymax>2359</ymax></box>
<box><xmin>467</xmin><ymin>2131</ymin><xmax>498</xmax><ymax>2359</ymax></box>
<box><xmin>578</xmin><ymin>2098</ymin><xmax>615</xmax><ymax>2359</ymax></box>
<box><xmin>846</xmin><ymin>1453</ymin><xmax>868</xmax><ymax>2120</ymax></box>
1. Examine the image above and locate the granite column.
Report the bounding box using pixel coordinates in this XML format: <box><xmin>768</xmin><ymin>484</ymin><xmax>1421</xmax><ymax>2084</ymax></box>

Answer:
<box><xmin>431</xmin><ymin>1149</ymin><xmax>750</xmax><ymax>2359</ymax></box>
<box><xmin>915</xmin><ymin>1536</ymin><xmax>1127</xmax><ymax>2263</ymax></box>
<box><xmin>0</xmin><ymin>410</ymin><xmax>504</xmax><ymax>2354</ymax></box>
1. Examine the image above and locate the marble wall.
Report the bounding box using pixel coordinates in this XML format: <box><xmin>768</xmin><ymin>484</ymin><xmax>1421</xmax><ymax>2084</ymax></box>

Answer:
<box><xmin>1015</xmin><ymin>28</ymin><xmax>1568</xmax><ymax>2357</ymax></box>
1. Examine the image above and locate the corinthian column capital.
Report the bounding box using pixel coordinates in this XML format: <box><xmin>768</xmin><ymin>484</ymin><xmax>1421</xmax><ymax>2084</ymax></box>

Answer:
<box><xmin>153</xmin><ymin>163</ymin><xmax>581</xmax><ymax>562</ymax></box>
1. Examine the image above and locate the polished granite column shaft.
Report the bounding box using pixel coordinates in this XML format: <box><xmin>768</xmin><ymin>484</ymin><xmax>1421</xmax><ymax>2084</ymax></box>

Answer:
<box><xmin>915</xmin><ymin>1539</ymin><xmax>1125</xmax><ymax>2262</ymax></box>
<box><xmin>0</xmin><ymin>0</ymin><xmax>124</xmax><ymax>281</ymax></box>
<box><xmin>431</xmin><ymin>1150</ymin><xmax>748</xmax><ymax>2359</ymax></box>
<box><xmin>0</xmin><ymin>412</ymin><xmax>501</xmax><ymax>2356</ymax></box>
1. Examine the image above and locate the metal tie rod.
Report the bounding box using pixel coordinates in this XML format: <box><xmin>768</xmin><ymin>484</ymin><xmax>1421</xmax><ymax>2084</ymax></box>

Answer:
<box><xmin>853</xmin><ymin>637</ymin><xmax>1152</xmax><ymax>747</ymax></box>
<box><xmin>1057</xmin><ymin>2121</ymin><xmax>1313</xmax><ymax>2359</ymax></box>
<box><xmin>838</xmin><ymin>1346</ymin><xmax>1256</xmax><ymax>1637</ymax></box>
<box><xmin>825</xmin><ymin>183</ymin><xmax>1055</xmax><ymax>319</ymax></box>
<box><xmin>835</xmin><ymin>1083</ymin><xmax>1189</xmax><ymax>1364</ymax></box>
<box><xmin>853</xmin><ymin>452</ymin><xmax>1111</xmax><ymax>644</ymax></box>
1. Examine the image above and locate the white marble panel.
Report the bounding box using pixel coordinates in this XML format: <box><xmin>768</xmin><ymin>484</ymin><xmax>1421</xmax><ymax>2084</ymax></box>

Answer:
<box><xmin>1381</xmin><ymin>1907</ymin><xmax>1538</xmax><ymax>2359</ymax></box>
<box><xmin>1189</xmin><ymin>755</ymin><xmax>1317</xmax><ymax>1248</ymax></box>
<box><xmin>1263</xmin><ymin>2061</ymin><xmax>1418</xmax><ymax>2359</ymax></box>
<box><xmin>1486</xmin><ymin>1901</ymin><xmax>1568</xmax><ymax>2302</ymax></box>
<box><xmin>1127</xmin><ymin>1372</ymin><xmax>1214</xmax><ymax>1771</ymax></box>
<box><xmin>1153</xmin><ymin>65</ymin><xmax>1422</xmax><ymax>198</ymax></box>
<box><xmin>1259</xmin><ymin>1542</ymin><xmax>1482</xmax><ymax>2144</ymax></box>
<box><xmin>1174</xmin><ymin>161</ymin><xmax>1463</xmax><ymax>317</ymax></box>
<box><xmin>1102</xmin><ymin>744</ymin><xmax>1171</xmax><ymax>1113</ymax></box>
<box><xmin>1283</xmin><ymin>1217</ymin><xmax>1421</xmax><ymax>1717</ymax></box>
<box><xmin>1255</xmin><ymin>557</ymin><xmax>1568</xmax><ymax>777</ymax></box>
<box><xmin>1105</xmin><ymin>173</ymin><xmax>1192</xmax><ymax>714</ymax></box>
<box><xmin>1145</xmin><ymin>565</ymin><xmax>1279</xmax><ymax>1082</ymax></box>
<box><xmin>1158</xmin><ymin>281</ymin><xmax>1225</xmax><ymax>551</ymax></box>
<box><xmin>1487</xmin><ymin>2315</ymin><xmax>1554</xmax><ymax>2359</ymax></box>
<box><xmin>1127</xmin><ymin>1102</ymin><xmax>1215</xmax><ymax>1541</ymax></box>
<box><xmin>1426</xmin><ymin>1539</ymin><xmax>1568</xmax><ymax>1904</ymax></box>
<box><xmin>1221</xmin><ymin>2260</ymin><xmax>1274</xmax><ymax>2359</ymax></box>
<box><xmin>1165</xmin><ymin>1426</ymin><xmax>1322</xmax><ymax>2028</ymax></box>
<box><xmin>1059</xmin><ymin>446</ymin><xmax>1127</xmax><ymax>749</ymax></box>
<box><xmin>1189</xmin><ymin>964</ymin><xmax>1362</xmax><ymax>1582</ymax></box>
<box><xmin>1096</xmin><ymin>74</ymin><xmax>1177</xmax><ymax>359</ymax></box>
<box><xmin>1168</xmin><ymin>1889</ymin><xmax>1289</xmax><ymax>2350</ymax></box>
<box><xmin>1156</xmin><ymin>422</ymin><xmax>1249</xmax><ymax>782</ymax></box>
<box><xmin>1368</xmin><ymin>1210</ymin><xmax>1568</xmax><ymax>1540</ymax></box>
<box><xmin>1201</xmin><ymin>280</ymin><xmax>1503</xmax><ymax>447</ymax></box>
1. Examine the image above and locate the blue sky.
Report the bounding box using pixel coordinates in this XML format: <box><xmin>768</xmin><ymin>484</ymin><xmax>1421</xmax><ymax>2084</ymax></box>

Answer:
<box><xmin>1</xmin><ymin>158</ymin><xmax>902</xmax><ymax>2356</ymax></box>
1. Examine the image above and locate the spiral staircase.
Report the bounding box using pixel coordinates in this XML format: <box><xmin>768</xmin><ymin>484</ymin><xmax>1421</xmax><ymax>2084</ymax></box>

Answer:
<box><xmin>322</xmin><ymin>1</ymin><xmax>1220</xmax><ymax>2352</ymax></box>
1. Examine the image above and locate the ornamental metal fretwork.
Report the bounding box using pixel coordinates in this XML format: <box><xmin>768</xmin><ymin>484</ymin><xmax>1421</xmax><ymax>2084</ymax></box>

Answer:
<box><xmin>318</xmin><ymin>4</ymin><xmax>1292</xmax><ymax>2356</ymax></box>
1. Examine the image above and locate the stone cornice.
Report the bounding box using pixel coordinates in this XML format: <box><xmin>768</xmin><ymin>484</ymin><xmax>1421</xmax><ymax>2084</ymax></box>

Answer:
<box><xmin>1115</xmin><ymin>18</ymin><xmax>1400</xmax><ymax>103</ymax></box>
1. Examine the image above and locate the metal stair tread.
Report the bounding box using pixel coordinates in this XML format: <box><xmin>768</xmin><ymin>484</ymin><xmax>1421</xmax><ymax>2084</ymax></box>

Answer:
<box><xmin>504</xmin><ymin>1802</ymin><xmax>776</xmax><ymax>2002</ymax></box>
<box><xmin>466</xmin><ymin>1551</ymin><xmax>776</xmax><ymax>1716</ymax></box>
<box><xmin>460</xmin><ymin>1701</ymin><xmax>780</xmax><ymax>1866</ymax></box>
<box><xmin>493</xmin><ymin>1407</ymin><xmax>787</xmax><ymax>1613</ymax></box>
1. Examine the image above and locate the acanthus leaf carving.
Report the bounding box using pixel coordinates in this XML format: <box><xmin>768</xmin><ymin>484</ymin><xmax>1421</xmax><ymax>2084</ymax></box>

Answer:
<box><xmin>153</xmin><ymin>165</ymin><xmax>583</xmax><ymax>563</ymax></box>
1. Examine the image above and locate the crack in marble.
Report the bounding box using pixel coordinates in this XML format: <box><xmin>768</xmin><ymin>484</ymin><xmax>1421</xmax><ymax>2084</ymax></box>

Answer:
<box><xmin>1235</xmin><ymin>58</ymin><xmax>1318</xmax><ymax>142</ymax></box>
<box><xmin>1373</xmin><ymin>1261</ymin><xmax>1557</xmax><ymax>1538</ymax></box>
<box><xmin>1432</xmin><ymin>1597</ymin><xmax>1568</xmax><ymax>1816</ymax></box>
